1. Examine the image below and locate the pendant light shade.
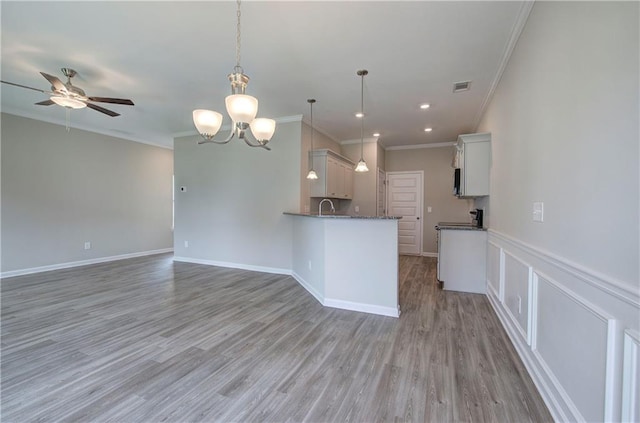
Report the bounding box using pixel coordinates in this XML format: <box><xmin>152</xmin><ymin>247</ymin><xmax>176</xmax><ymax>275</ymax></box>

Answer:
<box><xmin>355</xmin><ymin>69</ymin><xmax>369</xmax><ymax>173</ymax></box>
<box><xmin>355</xmin><ymin>159</ymin><xmax>369</xmax><ymax>172</ymax></box>
<box><xmin>306</xmin><ymin>98</ymin><xmax>319</xmax><ymax>180</ymax></box>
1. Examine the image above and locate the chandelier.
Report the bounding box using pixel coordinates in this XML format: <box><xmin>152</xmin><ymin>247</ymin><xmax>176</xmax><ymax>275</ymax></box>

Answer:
<box><xmin>355</xmin><ymin>69</ymin><xmax>369</xmax><ymax>172</ymax></box>
<box><xmin>192</xmin><ymin>0</ymin><xmax>276</xmax><ymax>150</ymax></box>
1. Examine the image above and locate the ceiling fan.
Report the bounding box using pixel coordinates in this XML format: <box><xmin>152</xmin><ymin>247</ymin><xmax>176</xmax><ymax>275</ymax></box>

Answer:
<box><xmin>1</xmin><ymin>68</ymin><xmax>134</xmax><ymax>117</ymax></box>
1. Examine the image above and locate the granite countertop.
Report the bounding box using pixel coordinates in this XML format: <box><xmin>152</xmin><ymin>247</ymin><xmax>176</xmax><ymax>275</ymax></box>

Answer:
<box><xmin>435</xmin><ymin>222</ymin><xmax>487</xmax><ymax>231</ymax></box>
<box><xmin>284</xmin><ymin>212</ymin><xmax>402</xmax><ymax>220</ymax></box>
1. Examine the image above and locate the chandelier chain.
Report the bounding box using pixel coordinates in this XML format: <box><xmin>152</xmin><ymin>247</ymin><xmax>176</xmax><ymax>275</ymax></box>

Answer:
<box><xmin>236</xmin><ymin>0</ymin><xmax>242</xmax><ymax>69</ymax></box>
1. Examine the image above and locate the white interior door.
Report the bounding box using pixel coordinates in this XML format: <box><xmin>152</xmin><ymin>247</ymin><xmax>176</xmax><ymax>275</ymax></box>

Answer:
<box><xmin>387</xmin><ymin>171</ymin><xmax>423</xmax><ymax>255</ymax></box>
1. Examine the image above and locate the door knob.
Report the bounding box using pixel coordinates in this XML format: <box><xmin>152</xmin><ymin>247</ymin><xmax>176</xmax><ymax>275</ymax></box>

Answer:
<box><xmin>417</xmin><ymin>217</ymin><xmax>420</xmax><ymax>220</ymax></box>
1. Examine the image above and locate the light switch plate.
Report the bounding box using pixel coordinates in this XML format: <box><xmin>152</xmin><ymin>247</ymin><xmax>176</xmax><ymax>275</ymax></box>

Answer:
<box><xmin>533</xmin><ymin>202</ymin><xmax>544</xmax><ymax>222</ymax></box>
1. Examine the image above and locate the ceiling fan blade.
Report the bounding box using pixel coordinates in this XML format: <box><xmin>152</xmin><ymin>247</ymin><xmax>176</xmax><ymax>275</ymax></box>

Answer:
<box><xmin>40</xmin><ymin>72</ymin><xmax>67</xmax><ymax>93</ymax></box>
<box><xmin>1</xmin><ymin>80</ymin><xmax>49</xmax><ymax>94</ymax></box>
<box><xmin>35</xmin><ymin>99</ymin><xmax>55</xmax><ymax>106</ymax></box>
<box><xmin>87</xmin><ymin>102</ymin><xmax>120</xmax><ymax>117</ymax></box>
<box><xmin>88</xmin><ymin>97</ymin><xmax>134</xmax><ymax>106</ymax></box>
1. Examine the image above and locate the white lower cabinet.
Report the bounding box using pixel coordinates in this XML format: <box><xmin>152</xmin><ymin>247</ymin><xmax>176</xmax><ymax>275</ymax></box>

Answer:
<box><xmin>438</xmin><ymin>228</ymin><xmax>487</xmax><ymax>294</ymax></box>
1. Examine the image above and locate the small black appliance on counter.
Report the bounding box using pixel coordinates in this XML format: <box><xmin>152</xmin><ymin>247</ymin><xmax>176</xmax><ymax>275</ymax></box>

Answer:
<box><xmin>469</xmin><ymin>209</ymin><xmax>483</xmax><ymax>228</ymax></box>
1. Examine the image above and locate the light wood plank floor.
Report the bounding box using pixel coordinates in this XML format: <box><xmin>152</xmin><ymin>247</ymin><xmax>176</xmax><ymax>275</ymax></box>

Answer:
<box><xmin>1</xmin><ymin>254</ymin><xmax>552</xmax><ymax>422</ymax></box>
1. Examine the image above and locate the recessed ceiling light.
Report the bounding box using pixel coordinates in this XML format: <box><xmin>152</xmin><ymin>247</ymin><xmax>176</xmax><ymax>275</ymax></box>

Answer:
<box><xmin>424</xmin><ymin>127</ymin><xmax>433</xmax><ymax>132</ymax></box>
<box><xmin>355</xmin><ymin>112</ymin><xmax>364</xmax><ymax>118</ymax></box>
<box><xmin>373</xmin><ymin>132</ymin><xmax>380</xmax><ymax>137</ymax></box>
<box><xmin>420</xmin><ymin>103</ymin><xmax>430</xmax><ymax>109</ymax></box>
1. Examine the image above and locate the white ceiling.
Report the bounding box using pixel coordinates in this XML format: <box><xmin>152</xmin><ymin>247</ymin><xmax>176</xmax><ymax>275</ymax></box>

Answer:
<box><xmin>0</xmin><ymin>1</ymin><xmax>530</xmax><ymax>149</ymax></box>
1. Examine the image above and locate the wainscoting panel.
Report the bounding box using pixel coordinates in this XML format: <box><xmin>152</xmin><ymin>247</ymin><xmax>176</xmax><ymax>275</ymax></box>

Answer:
<box><xmin>486</xmin><ymin>230</ymin><xmax>639</xmax><ymax>423</ymax></box>
<box><xmin>622</xmin><ymin>330</ymin><xmax>640</xmax><ymax>422</ymax></box>
<box><xmin>487</xmin><ymin>241</ymin><xmax>501</xmax><ymax>298</ymax></box>
<box><xmin>535</xmin><ymin>273</ymin><xmax>609</xmax><ymax>423</ymax></box>
<box><xmin>503</xmin><ymin>250</ymin><xmax>531</xmax><ymax>342</ymax></box>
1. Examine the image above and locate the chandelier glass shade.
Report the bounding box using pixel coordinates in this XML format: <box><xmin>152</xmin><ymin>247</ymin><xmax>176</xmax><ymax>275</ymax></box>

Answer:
<box><xmin>192</xmin><ymin>0</ymin><xmax>275</xmax><ymax>150</ymax></box>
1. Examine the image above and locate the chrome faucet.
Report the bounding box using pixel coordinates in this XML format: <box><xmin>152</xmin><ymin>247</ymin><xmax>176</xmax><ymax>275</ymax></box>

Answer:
<box><xmin>319</xmin><ymin>198</ymin><xmax>335</xmax><ymax>216</ymax></box>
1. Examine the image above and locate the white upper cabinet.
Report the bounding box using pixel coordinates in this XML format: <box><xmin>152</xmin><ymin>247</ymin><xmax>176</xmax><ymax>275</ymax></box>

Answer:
<box><xmin>309</xmin><ymin>149</ymin><xmax>355</xmax><ymax>199</ymax></box>
<box><xmin>456</xmin><ymin>132</ymin><xmax>491</xmax><ymax>197</ymax></box>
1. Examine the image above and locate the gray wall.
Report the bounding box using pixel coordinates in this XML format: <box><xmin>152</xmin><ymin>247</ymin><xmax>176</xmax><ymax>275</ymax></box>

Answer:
<box><xmin>477</xmin><ymin>2</ymin><xmax>639</xmax><ymax>421</ymax></box>
<box><xmin>386</xmin><ymin>146</ymin><xmax>474</xmax><ymax>254</ymax></box>
<box><xmin>173</xmin><ymin>120</ymin><xmax>302</xmax><ymax>272</ymax></box>
<box><xmin>341</xmin><ymin>140</ymin><xmax>379</xmax><ymax>216</ymax></box>
<box><xmin>1</xmin><ymin>113</ymin><xmax>174</xmax><ymax>273</ymax></box>
<box><xmin>478</xmin><ymin>1</ymin><xmax>638</xmax><ymax>287</ymax></box>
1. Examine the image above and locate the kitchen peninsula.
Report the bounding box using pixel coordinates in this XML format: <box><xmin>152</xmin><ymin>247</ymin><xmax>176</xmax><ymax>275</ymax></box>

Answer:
<box><xmin>285</xmin><ymin>212</ymin><xmax>401</xmax><ymax>317</ymax></box>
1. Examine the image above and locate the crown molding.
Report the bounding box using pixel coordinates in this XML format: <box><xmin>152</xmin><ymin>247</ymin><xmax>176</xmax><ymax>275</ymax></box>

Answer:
<box><xmin>385</xmin><ymin>141</ymin><xmax>456</xmax><ymax>151</ymax></box>
<box><xmin>340</xmin><ymin>137</ymin><xmax>379</xmax><ymax>145</ymax></box>
<box><xmin>1</xmin><ymin>109</ymin><xmax>173</xmax><ymax>150</ymax></box>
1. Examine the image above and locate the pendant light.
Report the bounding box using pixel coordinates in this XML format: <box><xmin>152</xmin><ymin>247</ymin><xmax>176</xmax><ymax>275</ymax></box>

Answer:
<box><xmin>355</xmin><ymin>69</ymin><xmax>369</xmax><ymax>172</ymax></box>
<box><xmin>192</xmin><ymin>0</ymin><xmax>276</xmax><ymax>150</ymax></box>
<box><xmin>306</xmin><ymin>99</ymin><xmax>318</xmax><ymax>180</ymax></box>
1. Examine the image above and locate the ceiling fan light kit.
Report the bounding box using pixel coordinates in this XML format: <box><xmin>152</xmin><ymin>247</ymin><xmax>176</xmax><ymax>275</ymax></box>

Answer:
<box><xmin>192</xmin><ymin>0</ymin><xmax>276</xmax><ymax>150</ymax></box>
<box><xmin>50</xmin><ymin>95</ymin><xmax>86</xmax><ymax>109</ymax></box>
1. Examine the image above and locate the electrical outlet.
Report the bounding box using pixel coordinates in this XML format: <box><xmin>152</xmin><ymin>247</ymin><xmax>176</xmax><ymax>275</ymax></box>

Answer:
<box><xmin>84</xmin><ymin>241</ymin><xmax>91</xmax><ymax>250</ymax></box>
<box><xmin>427</xmin><ymin>206</ymin><xmax>432</xmax><ymax>213</ymax></box>
<box><xmin>184</xmin><ymin>240</ymin><xmax>189</xmax><ymax>248</ymax></box>
<box><xmin>355</xmin><ymin>205</ymin><xmax>360</xmax><ymax>213</ymax></box>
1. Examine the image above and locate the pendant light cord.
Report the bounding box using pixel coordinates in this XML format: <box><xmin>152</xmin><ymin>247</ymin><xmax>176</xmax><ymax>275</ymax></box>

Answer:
<box><xmin>360</xmin><ymin>72</ymin><xmax>364</xmax><ymax>160</ymax></box>
<box><xmin>308</xmin><ymin>99</ymin><xmax>316</xmax><ymax>172</ymax></box>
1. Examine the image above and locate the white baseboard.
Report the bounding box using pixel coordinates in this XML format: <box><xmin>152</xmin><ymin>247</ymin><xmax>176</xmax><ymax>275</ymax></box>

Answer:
<box><xmin>291</xmin><ymin>272</ymin><xmax>399</xmax><ymax>318</ymax></box>
<box><xmin>291</xmin><ymin>272</ymin><xmax>324</xmax><ymax>305</ymax></box>
<box><xmin>421</xmin><ymin>252</ymin><xmax>438</xmax><ymax>258</ymax></box>
<box><xmin>172</xmin><ymin>256</ymin><xmax>290</xmax><ymax>276</ymax></box>
<box><xmin>1</xmin><ymin>248</ymin><xmax>174</xmax><ymax>279</ymax></box>
<box><xmin>324</xmin><ymin>298</ymin><xmax>400</xmax><ymax>318</ymax></box>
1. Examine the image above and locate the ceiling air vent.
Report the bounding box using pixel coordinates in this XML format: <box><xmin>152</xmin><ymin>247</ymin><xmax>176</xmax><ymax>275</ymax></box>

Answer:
<box><xmin>453</xmin><ymin>80</ymin><xmax>471</xmax><ymax>93</ymax></box>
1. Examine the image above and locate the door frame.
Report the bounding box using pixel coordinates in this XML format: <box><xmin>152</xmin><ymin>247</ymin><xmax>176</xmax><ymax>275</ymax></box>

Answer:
<box><xmin>386</xmin><ymin>170</ymin><xmax>423</xmax><ymax>255</ymax></box>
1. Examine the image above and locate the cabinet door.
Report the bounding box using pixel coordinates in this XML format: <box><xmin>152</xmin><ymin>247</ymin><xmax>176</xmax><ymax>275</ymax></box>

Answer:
<box><xmin>463</xmin><ymin>141</ymin><xmax>490</xmax><ymax>196</ymax></box>
<box><xmin>309</xmin><ymin>153</ymin><xmax>328</xmax><ymax>197</ymax></box>
<box><xmin>326</xmin><ymin>157</ymin><xmax>340</xmax><ymax>198</ymax></box>
<box><xmin>343</xmin><ymin>163</ymin><xmax>354</xmax><ymax>199</ymax></box>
